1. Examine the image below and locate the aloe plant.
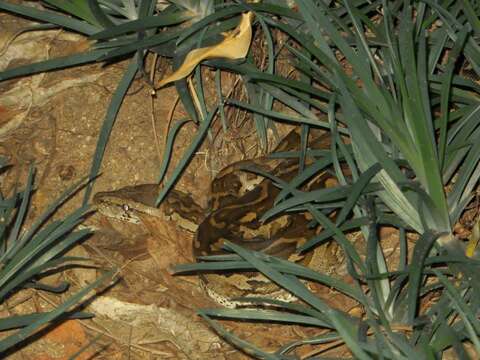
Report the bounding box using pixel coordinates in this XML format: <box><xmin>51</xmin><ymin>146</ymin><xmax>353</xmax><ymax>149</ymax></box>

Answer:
<box><xmin>2</xmin><ymin>0</ymin><xmax>480</xmax><ymax>358</ymax></box>
<box><xmin>0</xmin><ymin>165</ymin><xmax>113</xmax><ymax>354</ymax></box>
<box><xmin>173</xmin><ymin>1</ymin><xmax>480</xmax><ymax>358</ymax></box>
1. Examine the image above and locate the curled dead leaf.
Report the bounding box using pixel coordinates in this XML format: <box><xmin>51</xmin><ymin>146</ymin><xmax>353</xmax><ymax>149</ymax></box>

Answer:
<box><xmin>156</xmin><ymin>12</ymin><xmax>254</xmax><ymax>88</ymax></box>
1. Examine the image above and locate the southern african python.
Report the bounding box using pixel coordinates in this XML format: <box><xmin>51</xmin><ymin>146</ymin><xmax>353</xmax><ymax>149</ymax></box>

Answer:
<box><xmin>94</xmin><ymin>129</ymin><xmax>342</xmax><ymax>307</ymax></box>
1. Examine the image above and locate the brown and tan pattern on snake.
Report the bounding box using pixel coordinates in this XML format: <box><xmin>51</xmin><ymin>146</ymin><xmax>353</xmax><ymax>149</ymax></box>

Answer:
<box><xmin>94</xmin><ymin>129</ymin><xmax>341</xmax><ymax>307</ymax></box>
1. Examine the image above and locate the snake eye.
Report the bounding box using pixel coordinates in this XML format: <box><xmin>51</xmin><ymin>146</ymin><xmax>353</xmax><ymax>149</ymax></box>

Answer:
<box><xmin>123</xmin><ymin>204</ymin><xmax>130</xmax><ymax>212</ymax></box>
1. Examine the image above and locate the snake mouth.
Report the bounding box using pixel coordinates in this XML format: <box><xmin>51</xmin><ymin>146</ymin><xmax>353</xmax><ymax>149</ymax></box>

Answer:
<box><xmin>94</xmin><ymin>201</ymin><xmax>143</xmax><ymax>225</ymax></box>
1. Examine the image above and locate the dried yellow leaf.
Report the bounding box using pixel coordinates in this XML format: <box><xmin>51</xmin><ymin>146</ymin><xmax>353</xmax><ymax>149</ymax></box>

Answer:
<box><xmin>466</xmin><ymin>220</ymin><xmax>480</xmax><ymax>257</ymax></box>
<box><xmin>156</xmin><ymin>12</ymin><xmax>254</xmax><ymax>88</ymax></box>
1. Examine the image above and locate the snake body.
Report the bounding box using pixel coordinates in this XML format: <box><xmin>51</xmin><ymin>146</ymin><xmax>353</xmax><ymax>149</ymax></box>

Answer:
<box><xmin>94</xmin><ymin>129</ymin><xmax>338</xmax><ymax>306</ymax></box>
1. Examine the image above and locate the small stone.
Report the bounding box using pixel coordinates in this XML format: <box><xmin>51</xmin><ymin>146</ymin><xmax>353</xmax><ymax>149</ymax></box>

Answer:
<box><xmin>57</xmin><ymin>164</ymin><xmax>76</xmax><ymax>181</ymax></box>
